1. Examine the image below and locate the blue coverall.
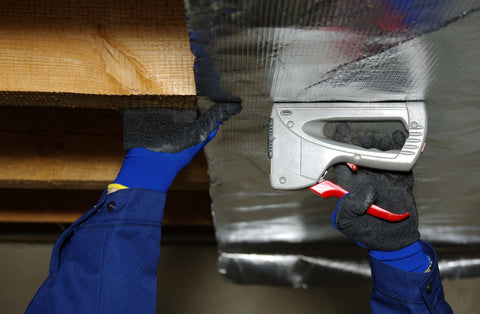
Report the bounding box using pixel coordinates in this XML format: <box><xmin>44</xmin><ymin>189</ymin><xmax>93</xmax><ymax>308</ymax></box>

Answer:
<box><xmin>27</xmin><ymin>188</ymin><xmax>165</xmax><ymax>313</ymax></box>
<box><xmin>27</xmin><ymin>188</ymin><xmax>452</xmax><ymax>313</ymax></box>
<box><xmin>369</xmin><ymin>241</ymin><xmax>452</xmax><ymax>313</ymax></box>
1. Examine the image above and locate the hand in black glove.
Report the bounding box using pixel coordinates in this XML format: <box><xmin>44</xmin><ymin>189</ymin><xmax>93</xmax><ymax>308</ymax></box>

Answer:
<box><xmin>332</xmin><ymin>123</ymin><xmax>420</xmax><ymax>251</ymax></box>
<box><xmin>121</xmin><ymin>102</ymin><xmax>242</xmax><ymax>153</ymax></box>
<box><xmin>113</xmin><ymin>102</ymin><xmax>242</xmax><ymax>193</ymax></box>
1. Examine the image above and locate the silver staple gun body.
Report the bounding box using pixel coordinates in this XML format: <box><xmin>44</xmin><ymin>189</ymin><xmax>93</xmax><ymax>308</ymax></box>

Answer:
<box><xmin>269</xmin><ymin>102</ymin><xmax>427</xmax><ymax>190</ymax></box>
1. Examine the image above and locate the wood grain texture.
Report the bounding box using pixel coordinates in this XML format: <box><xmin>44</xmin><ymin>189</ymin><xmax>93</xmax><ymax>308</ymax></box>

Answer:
<box><xmin>0</xmin><ymin>0</ymin><xmax>196</xmax><ymax>109</ymax></box>
<box><xmin>0</xmin><ymin>107</ymin><xmax>209</xmax><ymax>190</ymax></box>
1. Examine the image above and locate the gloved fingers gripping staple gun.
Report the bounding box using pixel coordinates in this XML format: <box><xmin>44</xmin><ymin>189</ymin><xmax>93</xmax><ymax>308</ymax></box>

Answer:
<box><xmin>268</xmin><ymin>102</ymin><xmax>427</xmax><ymax>222</ymax></box>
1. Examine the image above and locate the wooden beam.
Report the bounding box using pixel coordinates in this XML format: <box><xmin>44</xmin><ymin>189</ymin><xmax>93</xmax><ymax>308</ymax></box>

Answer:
<box><xmin>0</xmin><ymin>0</ymin><xmax>196</xmax><ymax>109</ymax></box>
<box><xmin>0</xmin><ymin>107</ymin><xmax>209</xmax><ymax>190</ymax></box>
<box><xmin>0</xmin><ymin>189</ymin><xmax>212</xmax><ymax>225</ymax></box>
<box><xmin>164</xmin><ymin>191</ymin><xmax>213</xmax><ymax>227</ymax></box>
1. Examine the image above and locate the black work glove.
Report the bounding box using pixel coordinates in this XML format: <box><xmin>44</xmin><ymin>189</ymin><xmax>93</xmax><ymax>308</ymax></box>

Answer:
<box><xmin>332</xmin><ymin>123</ymin><xmax>420</xmax><ymax>251</ymax></box>
<box><xmin>116</xmin><ymin>103</ymin><xmax>242</xmax><ymax>192</ymax></box>
<box><xmin>121</xmin><ymin>102</ymin><xmax>242</xmax><ymax>153</ymax></box>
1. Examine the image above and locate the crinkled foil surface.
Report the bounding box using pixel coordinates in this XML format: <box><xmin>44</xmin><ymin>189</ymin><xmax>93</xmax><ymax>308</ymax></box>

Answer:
<box><xmin>185</xmin><ymin>0</ymin><xmax>480</xmax><ymax>286</ymax></box>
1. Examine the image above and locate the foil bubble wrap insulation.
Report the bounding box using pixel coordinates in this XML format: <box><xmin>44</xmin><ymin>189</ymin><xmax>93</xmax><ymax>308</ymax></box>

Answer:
<box><xmin>185</xmin><ymin>0</ymin><xmax>480</xmax><ymax>285</ymax></box>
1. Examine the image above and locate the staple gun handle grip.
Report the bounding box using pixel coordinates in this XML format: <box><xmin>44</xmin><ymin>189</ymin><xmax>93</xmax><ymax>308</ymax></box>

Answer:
<box><xmin>309</xmin><ymin>180</ymin><xmax>410</xmax><ymax>222</ymax></box>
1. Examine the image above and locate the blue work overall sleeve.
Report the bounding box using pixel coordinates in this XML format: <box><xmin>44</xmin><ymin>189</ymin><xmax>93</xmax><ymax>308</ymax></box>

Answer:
<box><xmin>26</xmin><ymin>188</ymin><xmax>165</xmax><ymax>314</ymax></box>
<box><xmin>370</xmin><ymin>241</ymin><xmax>453</xmax><ymax>313</ymax></box>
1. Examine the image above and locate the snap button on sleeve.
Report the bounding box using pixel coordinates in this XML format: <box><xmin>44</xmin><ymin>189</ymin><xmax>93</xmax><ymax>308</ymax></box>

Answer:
<box><xmin>107</xmin><ymin>201</ymin><xmax>116</xmax><ymax>212</ymax></box>
<box><xmin>426</xmin><ymin>283</ymin><xmax>433</xmax><ymax>294</ymax></box>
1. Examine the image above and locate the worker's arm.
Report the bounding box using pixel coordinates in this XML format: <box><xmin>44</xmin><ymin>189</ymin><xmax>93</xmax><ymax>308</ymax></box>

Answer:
<box><xmin>331</xmin><ymin>123</ymin><xmax>452</xmax><ymax>313</ymax></box>
<box><xmin>26</xmin><ymin>103</ymin><xmax>241</xmax><ymax>313</ymax></box>
<box><xmin>369</xmin><ymin>240</ymin><xmax>451</xmax><ymax>313</ymax></box>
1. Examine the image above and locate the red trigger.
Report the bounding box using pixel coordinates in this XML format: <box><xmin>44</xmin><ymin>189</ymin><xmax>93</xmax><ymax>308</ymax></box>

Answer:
<box><xmin>309</xmin><ymin>180</ymin><xmax>410</xmax><ymax>222</ymax></box>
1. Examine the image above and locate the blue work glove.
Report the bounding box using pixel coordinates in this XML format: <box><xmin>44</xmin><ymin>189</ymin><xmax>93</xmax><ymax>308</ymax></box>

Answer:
<box><xmin>114</xmin><ymin>103</ymin><xmax>242</xmax><ymax>192</ymax></box>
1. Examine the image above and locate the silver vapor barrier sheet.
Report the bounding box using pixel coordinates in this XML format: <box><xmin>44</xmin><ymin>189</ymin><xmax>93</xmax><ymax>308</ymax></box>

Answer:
<box><xmin>185</xmin><ymin>0</ymin><xmax>480</xmax><ymax>286</ymax></box>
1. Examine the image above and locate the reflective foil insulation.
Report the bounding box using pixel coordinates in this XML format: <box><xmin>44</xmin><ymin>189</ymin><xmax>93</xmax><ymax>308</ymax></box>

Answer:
<box><xmin>184</xmin><ymin>0</ymin><xmax>480</xmax><ymax>286</ymax></box>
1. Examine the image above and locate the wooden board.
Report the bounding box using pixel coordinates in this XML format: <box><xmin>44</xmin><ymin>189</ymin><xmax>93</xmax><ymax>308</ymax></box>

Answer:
<box><xmin>0</xmin><ymin>107</ymin><xmax>209</xmax><ymax>190</ymax></box>
<box><xmin>0</xmin><ymin>189</ymin><xmax>212</xmax><ymax>225</ymax></box>
<box><xmin>0</xmin><ymin>0</ymin><xmax>196</xmax><ymax>109</ymax></box>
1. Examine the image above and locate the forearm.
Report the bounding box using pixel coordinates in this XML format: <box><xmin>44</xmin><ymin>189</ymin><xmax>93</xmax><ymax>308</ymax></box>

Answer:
<box><xmin>27</xmin><ymin>188</ymin><xmax>165</xmax><ymax>313</ymax></box>
<box><xmin>27</xmin><ymin>104</ymin><xmax>241</xmax><ymax>313</ymax></box>
<box><xmin>369</xmin><ymin>240</ymin><xmax>452</xmax><ymax>314</ymax></box>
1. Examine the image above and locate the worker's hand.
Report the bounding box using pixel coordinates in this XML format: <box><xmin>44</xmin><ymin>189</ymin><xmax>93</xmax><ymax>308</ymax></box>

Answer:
<box><xmin>332</xmin><ymin>123</ymin><xmax>420</xmax><ymax>251</ymax></box>
<box><xmin>119</xmin><ymin>102</ymin><xmax>242</xmax><ymax>191</ymax></box>
<box><xmin>122</xmin><ymin>102</ymin><xmax>242</xmax><ymax>153</ymax></box>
